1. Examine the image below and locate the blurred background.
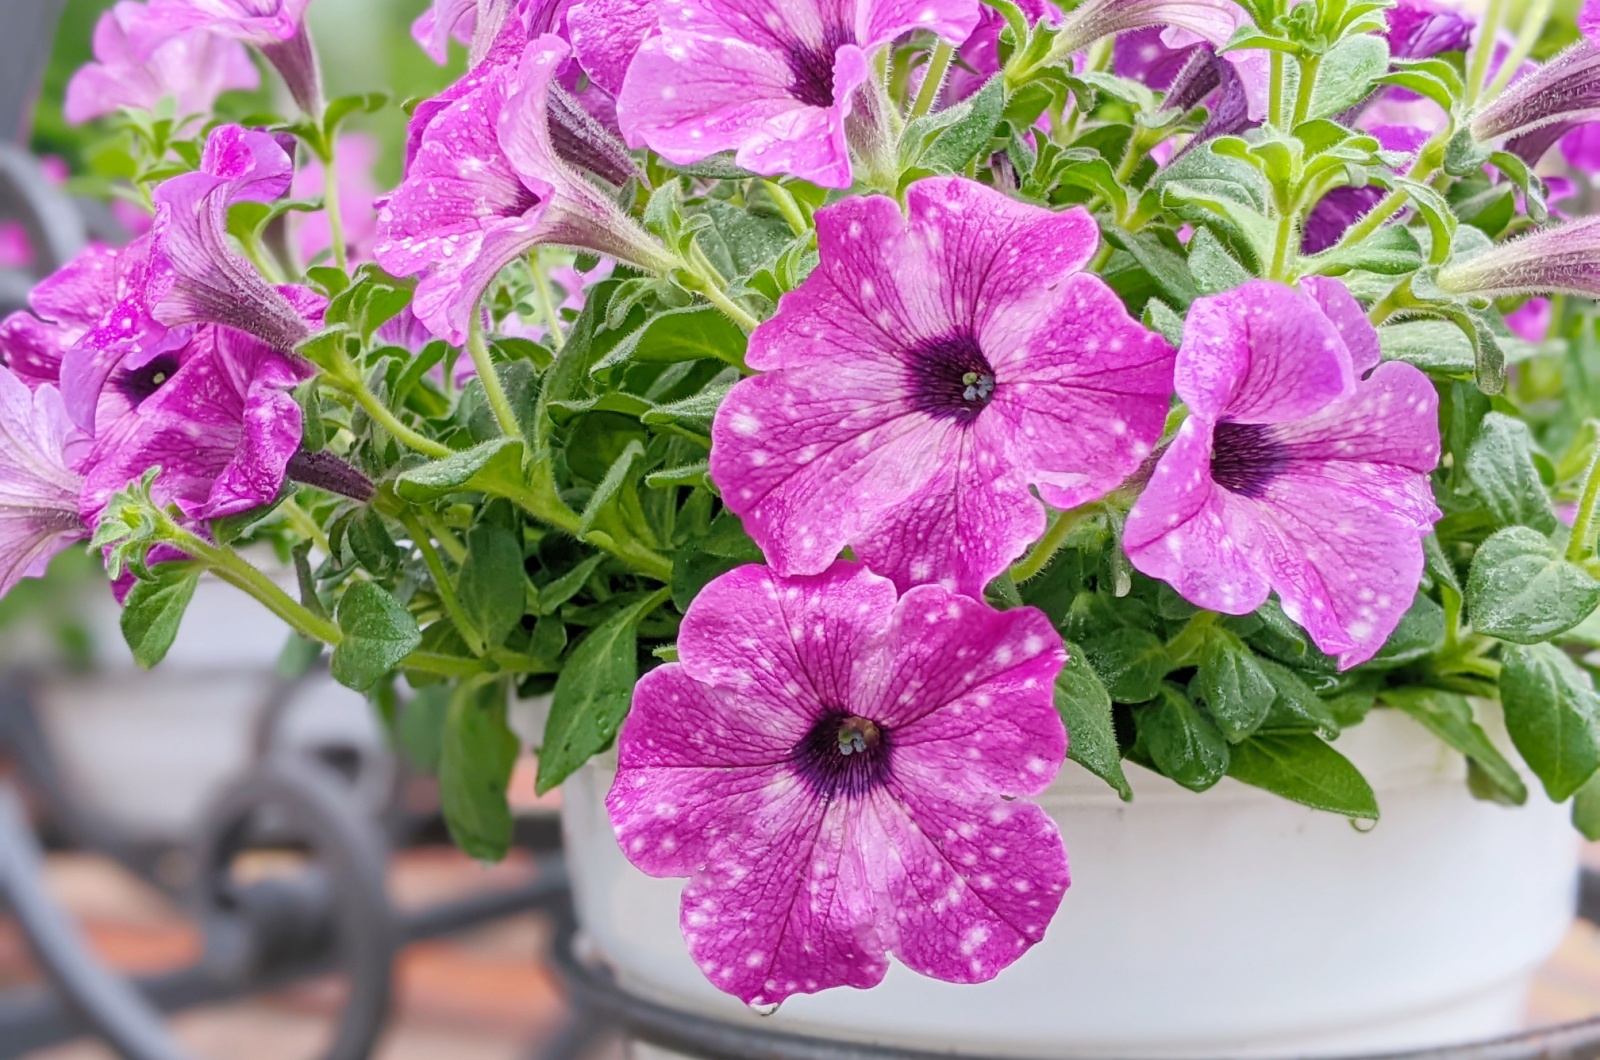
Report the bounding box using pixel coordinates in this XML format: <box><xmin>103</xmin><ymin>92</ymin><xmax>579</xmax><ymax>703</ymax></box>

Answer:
<box><xmin>0</xmin><ymin>4</ymin><xmax>578</xmax><ymax>1058</ymax></box>
<box><xmin>5</xmin><ymin>1</ymin><xmax>1600</xmax><ymax>1059</ymax></box>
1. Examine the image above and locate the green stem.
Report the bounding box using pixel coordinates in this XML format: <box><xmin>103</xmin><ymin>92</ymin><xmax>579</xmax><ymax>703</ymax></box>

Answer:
<box><xmin>1484</xmin><ymin>0</ymin><xmax>1553</xmax><ymax>100</ymax></box>
<box><xmin>1269</xmin><ymin>51</ymin><xmax>1288</xmax><ymax>128</ymax></box>
<box><xmin>468</xmin><ymin>314</ymin><xmax>525</xmax><ymax>441</ymax></box>
<box><xmin>497</xmin><ymin>476</ymin><xmax>675</xmax><ymax>583</ymax></box>
<box><xmin>1290</xmin><ymin>53</ymin><xmax>1320</xmax><ymax>128</ymax></box>
<box><xmin>403</xmin><ymin>513</ymin><xmax>484</xmax><ymax>654</ymax></box>
<box><xmin>338</xmin><ymin>378</ymin><xmax>452</xmax><ymax>458</ymax></box>
<box><xmin>320</xmin><ymin>138</ymin><xmax>348</xmax><ymax>272</ymax></box>
<box><xmin>242</xmin><ymin>236</ymin><xmax>286</xmax><ymax>286</ymax></box>
<box><xmin>1466</xmin><ymin>0</ymin><xmax>1509</xmax><ymax>106</ymax></box>
<box><xmin>682</xmin><ymin>243</ymin><xmax>761</xmax><ymax>336</ymax></box>
<box><xmin>1166</xmin><ymin>610</ymin><xmax>1221</xmax><ymax>668</ymax></box>
<box><xmin>910</xmin><ymin>41</ymin><xmax>954</xmax><ymax>121</ymax></box>
<box><xmin>419</xmin><ymin>509</ymin><xmax>468</xmax><ymax>563</ymax></box>
<box><xmin>1011</xmin><ymin>506</ymin><xmax>1097</xmax><ymax>582</ymax></box>
<box><xmin>280</xmin><ymin>497</ymin><xmax>331</xmax><ymax>554</ymax></box>
<box><xmin>1269</xmin><ymin>201</ymin><xmax>1297</xmax><ymax>281</ymax></box>
<box><xmin>1566</xmin><ymin>428</ymin><xmax>1600</xmax><ymax>564</ymax></box>
<box><xmin>762</xmin><ymin>180</ymin><xmax>810</xmax><ymax>236</ymax></box>
<box><xmin>161</xmin><ymin>517</ymin><xmax>341</xmax><ymax>645</ymax></box>
<box><xmin>529</xmin><ymin>251</ymin><xmax>566</xmax><ymax>350</ymax></box>
<box><xmin>1326</xmin><ymin>132</ymin><xmax>1449</xmax><ymax>258</ymax></box>
<box><xmin>401</xmin><ymin>652</ymin><xmax>490</xmax><ymax>678</ymax></box>
<box><xmin>1367</xmin><ymin>275</ymin><xmax>1415</xmax><ymax>326</ymax></box>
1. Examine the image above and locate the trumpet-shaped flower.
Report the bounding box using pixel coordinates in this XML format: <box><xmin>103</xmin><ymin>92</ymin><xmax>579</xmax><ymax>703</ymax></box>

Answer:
<box><xmin>0</xmin><ymin>369</ymin><xmax>89</xmax><ymax>600</ymax></box>
<box><xmin>376</xmin><ymin>34</ymin><xmax>674</xmax><ymax>346</ymax></box>
<box><xmin>615</xmin><ymin>0</ymin><xmax>981</xmax><ymax>189</ymax></box>
<box><xmin>147</xmin><ymin>125</ymin><xmax>317</xmax><ymax>354</ymax></box>
<box><xmin>1472</xmin><ymin>39</ymin><xmax>1600</xmax><ymax>150</ymax></box>
<box><xmin>147</xmin><ymin>0</ymin><xmax>321</xmax><ymax>112</ymax></box>
<box><xmin>1124</xmin><ymin>279</ymin><xmax>1441</xmax><ymax>668</ymax></box>
<box><xmin>79</xmin><ymin>326</ymin><xmax>311</xmax><ymax>523</ymax></box>
<box><xmin>609</xmin><ymin>562</ymin><xmax>1069</xmax><ymax>1009</ymax></box>
<box><xmin>1436</xmin><ymin>217</ymin><xmax>1600</xmax><ymax>301</ymax></box>
<box><xmin>64</xmin><ymin>1</ymin><xmax>259</xmax><ymax>125</ymax></box>
<box><xmin>710</xmin><ymin>176</ymin><xmax>1175</xmax><ymax>598</ymax></box>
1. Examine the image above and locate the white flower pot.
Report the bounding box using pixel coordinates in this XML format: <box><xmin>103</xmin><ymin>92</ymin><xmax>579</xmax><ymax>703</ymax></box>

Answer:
<box><xmin>561</xmin><ymin>705</ymin><xmax>1580</xmax><ymax>1059</ymax></box>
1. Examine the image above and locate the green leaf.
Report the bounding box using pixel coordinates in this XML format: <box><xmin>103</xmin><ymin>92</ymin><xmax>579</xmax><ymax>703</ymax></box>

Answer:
<box><xmin>1383</xmin><ymin>687</ymin><xmax>1527</xmax><ymax>805</ymax></box>
<box><xmin>1081</xmin><ymin>628</ymin><xmax>1170</xmax><ymax>703</ymax></box>
<box><xmin>902</xmin><ymin>74</ymin><xmax>1006</xmax><ymax>174</ymax></box>
<box><xmin>347</xmin><ymin>508</ymin><xmax>400</xmax><ymax>577</ymax></box>
<box><xmin>1056</xmin><ymin>643</ymin><xmax>1132</xmax><ymax>799</ymax></box>
<box><xmin>1187</xmin><ymin>227</ymin><xmax>1253</xmax><ymax>294</ymax></box>
<box><xmin>1500</xmin><ymin>643</ymin><xmax>1600</xmax><ymax>801</ymax></box>
<box><xmin>1466</xmin><ymin>526</ymin><xmax>1600</xmax><ymax>644</ymax></box>
<box><xmin>1107</xmin><ymin>228</ymin><xmax>1198</xmax><ymax>308</ymax></box>
<box><xmin>331</xmin><ymin>583</ymin><xmax>423</xmax><ymax>692</ymax></box>
<box><xmin>396</xmin><ymin>439</ymin><xmax>525</xmax><ymax>503</ymax></box>
<box><xmin>1304</xmin><ymin>224</ymin><xmax>1422</xmax><ymax>277</ymax></box>
<box><xmin>640</xmin><ymin>372</ymin><xmax>738</xmax><ymax>441</ymax></box>
<box><xmin>1464</xmin><ymin>413</ymin><xmax>1557</xmax><ymax>532</ymax></box>
<box><xmin>1226</xmin><ymin>734</ymin><xmax>1379</xmax><ymax>818</ymax></box>
<box><xmin>536</xmin><ymin>590</ymin><xmax>667</xmax><ymax>792</ymax></box>
<box><xmin>1256</xmin><ymin>657</ymin><xmax>1339</xmax><ymax>735</ymax></box>
<box><xmin>593</xmin><ymin>305</ymin><xmax>748</xmax><ymax>373</ymax></box>
<box><xmin>1195</xmin><ymin>628</ymin><xmax>1276</xmax><ymax>742</ymax></box>
<box><xmin>459</xmin><ymin>522</ymin><xmax>527</xmax><ymax>650</ymax></box>
<box><xmin>1306</xmin><ymin>35</ymin><xmax>1390</xmax><ymax>120</ymax></box>
<box><xmin>439</xmin><ymin>680</ymin><xmax>520</xmax><ymax>862</ymax></box>
<box><xmin>399</xmin><ymin>687</ymin><xmax>450</xmax><ymax>774</ymax></box>
<box><xmin>1367</xmin><ymin>593</ymin><xmax>1446</xmax><ymax>668</ymax></box>
<box><xmin>120</xmin><ymin>562</ymin><xmax>202</xmax><ymax>668</ymax></box>
<box><xmin>577</xmin><ymin>439</ymin><xmax>647</xmax><ymax>536</ymax></box>
<box><xmin>1135</xmin><ymin>684</ymin><xmax>1230</xmax><ymax>792</ymax></box>
<box><xmin>1572</xmin><ymin>771</ymin><xmax>1600</xmax><ymax>839</ymax></box>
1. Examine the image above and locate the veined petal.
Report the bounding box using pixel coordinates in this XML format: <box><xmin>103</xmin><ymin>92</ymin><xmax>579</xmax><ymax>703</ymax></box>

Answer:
<box><xmin>862</xmin><ymin>785</ymin><xmax>1067</xmax><ymax>984</ymax></box>
<box><xmin>677</xmin><ymin>562</ymin><xmax>899</xmax><ymax>721</ymax></box>
<box><xmin>1125</xmin><ymin>418</ymin><xmax>1273</xmax><ymax>615</ymax></box>
<box><xmin>567</xmin><ymin>0</ymin><xmax>659</xmax><ymax>95</ymax></box>
<box><xmin>1177</xmin><ymin>281</ymin><xmax>1354</xmax><ymax>423</ymax></box>
<box><xmin>736</xmin><ymin>44</ymin><xmax>866</xmax><ymax>188</ymax></box>
<box><xmin>858</xmin><ymin>0</ymin><xmax>982</xmax><ymax>48</ymax></box>
<box><xmin>0</xmin><ymin>371</ymin><xmax>87</xmax><ymax>597</ymax></box>
<box><xmin>1302</xmin><ymin>275</ymin><xmax>1382</xmax><ymax>375</ymax></box>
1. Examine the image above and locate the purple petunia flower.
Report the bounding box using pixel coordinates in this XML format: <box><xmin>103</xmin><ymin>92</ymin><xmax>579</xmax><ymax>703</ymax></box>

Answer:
<box><xmin>79</xmin><ymin>326</ymin><xmax>311</xmax><ymax>524</ymax></box>
<box><xmin>609</xmin><ymin>561</ymin><xmax>1069</xmax><ymax>1009</ymax></box>
<box><xmin>1383</xmin><ymin>0</ymin><xmax>1473</xmax><ymax>60</ymax></box>
<box><xmin>147</xmin><ymin>0</ymin><xmax>321</xmax><ymax>113</ymax></box>
<box><xmin>614</xmin><ymin>0</ymin><xmax>981</xmax><ymax>189</ymax></box>
<box><xmin>0</xmin><ymin>244</ymin><xmax>122</xmax><ymax>389</ymax></box>
<box><xmin>413</xmin><ymin>0</ymin><xmax>523</xmax><ymax>65</ymax></box>
<box><xmin>0</xmin><ymin>369</ymin><xmax>89</xmax><ymax>600</ymax></box>
<box><xmin>710</xmin><ymin>176</ymin><xmax>1175</xmax><ymax>598</ymax></box>
<box><xmin>1124</xmin><ymin>279</ymin><xmax>1442</xmax><ymax>669</ymax></box>
<box><xmin>566</xmin><ymin>0</ymin><xmax>658</xmax><ymax>98</ymax></box>
<box><xmin>64</xmin><ymin>1</ymin><xmax>260</xmax><ymax>125</ymax></box>
<box><xmin>147</xmin><ymin>125</ymin><xmax>318</xmax><ymax>355</ymax></box>
<box><xmin>376</xmin><ymin>34</ymin><xmax>674</xmax><ymax>346</ymax></box>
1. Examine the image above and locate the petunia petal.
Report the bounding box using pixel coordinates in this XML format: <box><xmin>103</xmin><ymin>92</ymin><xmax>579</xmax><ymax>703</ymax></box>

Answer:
<box><xmin>1301</xmin><ymin>275</ymin><xmax>1381</xmax><ymax>375</ymax></box>
<box><xmin>857</xmin><ymin>0</ymin><xmax>982</xmax><ymax>48</ymax></box>
<box><xmin>1124</xmin><ymin>418</ymin><xmax>1273</xmax><ymax>615</ymax></box>
<box><xmin>567</xmin><ymin>0</ymin><xmax>660</xmax><ymax>96</ymax></box>
<box><xmin>1177</xmin><ymin>281</ymin><xmax>1354</xmax><ymax>423</ymax></box>
<box><xmin>677</xmin><ymin>562</ymin><xmax>899</xmax><ymax>721</ymax></box>
<box><xmin>863</xmin><ymin>784</ymin><xmax>1068</xmax><ymax>984</ymax></box>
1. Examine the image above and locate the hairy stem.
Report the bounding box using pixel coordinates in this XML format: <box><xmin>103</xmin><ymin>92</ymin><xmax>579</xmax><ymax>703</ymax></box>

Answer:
<box><xmin>529</xmin><ymin>251</ymin><xmax>567</xmax><ymax>350</ymax></box>
<box><xmin>1567</xmin><ymin>427</ymin><xmax>1600</xmax><ymax>564</ymax></box>
<box><xmin>910</xmin><ymin>41</ymin><xmax>955</xmax><ymax>120</ymax></box>
<box><xmin>468</xmin><ymin>314</ymin><xmax>525</xmax><ymax>441</ymax></box>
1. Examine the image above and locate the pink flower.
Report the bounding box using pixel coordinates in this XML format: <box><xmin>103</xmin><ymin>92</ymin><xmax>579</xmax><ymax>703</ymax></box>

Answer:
<box><xmin>413</xmin><ymin>0</ymin><xmax>521</xmax><ymax>65</ymax></box>
<box><xmin>376</xmin><ymin>34</ymin><xmax>673</xmax><ymax>346</ymax></box>
<box><xmin>615</xmin><ymin>0</ymin><xmax>980</xmax><ymax>189</ymax></box>
<box><xmin>566</xmin><ymin>0</ymin><xmax>657</xmax><ymax>97</ymax></box>
<box><xmin>609</xmin><ymin>562</ymin><xmax>1069</xmax><ymax>1009</ymax></box>
<box><xmin>291</xmin><ymin>132</ymin><xmax>380</xmax><ymax>265</ymax></box>
<box><xmin>148</xmin><ymin>125</ymin><xmax>317</xmax><ymax>354</ymax></box>
<box><xmin>146</xmin><ymin>0</ymin><xmax>321</xmax><ymax>112</ymax></box>
<box><xmin>710</xmin><ymin>176</ymin><xmax>1175</xmax><ymax>598</ymax></box>
<box><xmin>1125</xmin><ymin>279</ymin><xmax>1442</xmax><ymax>669</ymax></box>
<box><xmin>0</xmin><ymin>223</ymin><xmax>32</xmax><ymax>270</ymax></box>
<box><xmin>1506</xmin><ymin>298</ymin><xmax>1552</xmax><ymax>344</ymax></box>
<box><xmin>64</xmin><ymin>1</ymin><xmax>259</xmax><ymax>125</ymax></box>
<box><xmin>79</xmin><ymin>326</ymin><xmax>311</xmax><ymax>524</ymax></box>
<box><xmin>0</xmin><ymin>369</ymin><xmax>89</xmax><ymax>599</ymax></box>
<box><xmin>0</xmin><ymin>244</ymin><xmax>122</xmax><ymax>389</ymax></box>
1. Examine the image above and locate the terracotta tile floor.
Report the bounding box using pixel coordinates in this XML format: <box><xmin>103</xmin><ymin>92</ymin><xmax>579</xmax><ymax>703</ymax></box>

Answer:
<box><xmin>8</xmin><ymin>843</ymin><xmax>1600</xmax><ymax>1058</ymax></box>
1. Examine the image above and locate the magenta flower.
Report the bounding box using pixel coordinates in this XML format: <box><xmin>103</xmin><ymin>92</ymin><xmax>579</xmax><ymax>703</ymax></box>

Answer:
<box><xmin>64</xmin><ymin>1</ymin><xmax>260</xmax><ymax>125</ymax></box>
<box><xmin>1384</xmin><ymin>0</ymin><xmax>1473</xmax><ymax>59</ymax></box>
<box><xmin>1124</xmin><ymin>279</ymin><xmax>1441</xmax><ymax>668</ymax></box>
<box><xmin>614</xmin><ymin>0</ymin><xmax>980</xmax><ymax>189</ymax></box>
<box><xmin>147</xmin><ymin>125</ymin><xmax>317</xmax><ymax>354</ymax></box>
<box><xmin>609</xmin><ymin>562</ymin><xmax>1069</xmax><ymax>1009</ymax></box>
<box><xmin>1506</xmin><ymin>298</ymin><xmax>1553</xmax><ymax>344</ymax></box>
<box><xmin>79</xmin><ymin>327</ymin><xmax>310</xmax><ymax>523</ymax></box>
<box><xmin>0</xmin><ymin>369</ymin><xmax>89</xmax><ymax>599</ymax></box>
<box><xmin>566</xmin><ymin>0</ymin><xmax>658</xmax><ymax>97</ymax></box>
<box><xmin>0</xmin><ymin>244</ymin><xmax>122</xmax><ymax>389</ymax></box>
<box><xmin>710</xmin><ymin>177</ymin><xmax>1175</xmax><ymax>597</ymax></box>
<box><xmin>376</xmin><ymin>34</ymin><xmax>674</xmax><ymax>346</ymax></box>
<box><xmin>146</xmin><ymin>0</ymin><xmax>321</xmax><ymax>112</ymax></box>
<box><xmin>413</xmin><ymin>0</ymin><xmax>521</xmax><ymax>65</ymax></box>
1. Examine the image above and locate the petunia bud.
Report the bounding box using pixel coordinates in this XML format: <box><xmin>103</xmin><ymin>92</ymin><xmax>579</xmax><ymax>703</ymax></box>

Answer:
<box><xmin>1056</xmin><ymin>0</ymin><xmax>1246</xmax><ymax>57</ymax></box>
<box><xmin>1436</xmin><ymin>217</ymin><xmax>1600</xmax><ymax>300</ymax></box>
<box><xmin>1471</xmin><ymin>41</ymin><xmax>1600</xmax><ymax>148</ymax></box>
